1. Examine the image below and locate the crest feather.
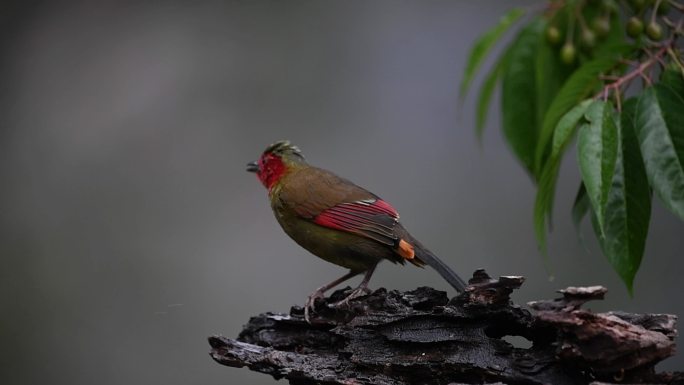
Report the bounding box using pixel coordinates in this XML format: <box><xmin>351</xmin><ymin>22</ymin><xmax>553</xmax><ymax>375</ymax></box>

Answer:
<box><xmin>264</xmin><ymin>140</ymin><xmax>305</xmax><ymax>160</ymax></box>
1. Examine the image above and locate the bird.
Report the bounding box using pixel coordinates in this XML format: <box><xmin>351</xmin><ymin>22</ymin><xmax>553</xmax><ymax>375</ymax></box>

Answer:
<box><xmin>247</xmin><ymin>140</ymin><xmax>467</xmax><ymax>322</ymax></box>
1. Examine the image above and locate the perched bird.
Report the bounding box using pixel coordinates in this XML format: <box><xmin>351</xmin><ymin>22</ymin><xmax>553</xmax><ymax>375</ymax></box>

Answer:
<box><xmin>247</xmin><ymin>140</ymin><xmax>466</xmax><ymax>322</ymax></box>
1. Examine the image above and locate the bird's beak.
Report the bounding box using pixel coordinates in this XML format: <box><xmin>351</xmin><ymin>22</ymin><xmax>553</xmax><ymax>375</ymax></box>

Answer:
<box><xmin>246</xmin><ymin>161</ymin><xmax>259</xmax><ymax>173</ymax></box>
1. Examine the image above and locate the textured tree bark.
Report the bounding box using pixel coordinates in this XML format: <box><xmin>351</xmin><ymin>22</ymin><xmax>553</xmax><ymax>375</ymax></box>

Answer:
<box><xmin>209</xmin><ymin>270</ymin><xmax>682</xmax><ymax>385</ymax></box>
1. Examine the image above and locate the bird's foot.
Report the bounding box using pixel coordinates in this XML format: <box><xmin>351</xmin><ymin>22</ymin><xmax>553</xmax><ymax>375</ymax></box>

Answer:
<box><xmin>304</xmin><ymin>289</ymin><xmax>326</xmax><ymax>323</ymax></box>
<box><xmin>332</xmin><ymin>286</ymin><xmax>371</xmax><ymax>309</ymax></box>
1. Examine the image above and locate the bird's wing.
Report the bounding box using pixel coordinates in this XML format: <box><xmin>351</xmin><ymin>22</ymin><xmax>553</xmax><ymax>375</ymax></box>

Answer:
<box><xmin>278</xmin><ymin>167</ymin><xmax>402</xmax><ymax>247</ymax></box>
<box><xmin>312</xmin><ymin>198</ymin><xmax>400</xmax><ymax>246</ymax></box>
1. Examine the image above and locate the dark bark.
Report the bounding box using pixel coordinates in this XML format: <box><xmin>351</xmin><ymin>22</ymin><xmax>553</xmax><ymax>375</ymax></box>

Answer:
<box><xmin>209</xmin><ymin>270</ymin><xmax>681</xmax><ymax>384</ymax></box>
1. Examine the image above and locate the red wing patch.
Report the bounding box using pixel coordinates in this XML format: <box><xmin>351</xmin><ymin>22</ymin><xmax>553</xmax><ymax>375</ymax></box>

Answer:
<box><xmin>313</xmin><ymin>199</ymin><xmax>399</xmax><ymax>246</ymax></box>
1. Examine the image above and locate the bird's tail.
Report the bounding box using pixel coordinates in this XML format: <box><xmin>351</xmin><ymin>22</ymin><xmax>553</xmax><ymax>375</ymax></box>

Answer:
<box><xmin>414</xmin><ymin>246</ymin><xmax>467</xmax><ymax>292</ymax></box>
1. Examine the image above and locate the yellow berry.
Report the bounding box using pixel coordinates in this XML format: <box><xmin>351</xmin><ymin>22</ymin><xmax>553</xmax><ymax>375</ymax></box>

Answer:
<box><xmin>626</xmin><ymin>17</ymin><xmax>644</xmax><ymax>38</ymax></box>
<box><xmin>581</xmin><ymin>29</ymin><xmax>597</xmax><ymax>48</ymax></box>
<box><xmin>561</xmin><ymin>43</ymin><xmax>577</xmax><ymax>65</ymax></box>
<box><xmin>546</xmin><ymin>26</ymin><xmax>562</xmax><ymax>45</ymax></box>
<box><xmin>592</xmin><ymin>17</ymin><xmax>611</xmax><ymax>38</ymax></box>
<box><xmin>646</xmin><ymin>22</ymin><xmax>663</xmax><ymax>40</ymax></box>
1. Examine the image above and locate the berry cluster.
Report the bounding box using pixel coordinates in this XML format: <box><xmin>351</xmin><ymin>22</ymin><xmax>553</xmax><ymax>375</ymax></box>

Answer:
<box><xmin>625</xmin><ymin>0</ymin><xmax>671</xmax><ymax>40</ymax></box>
<box><xmin>545</xmin><ymin>0</ymin><xmax>679</xmax><ymax>65</ymax></box>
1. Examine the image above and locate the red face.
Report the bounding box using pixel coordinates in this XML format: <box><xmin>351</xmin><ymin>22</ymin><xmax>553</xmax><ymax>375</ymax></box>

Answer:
<box><xmin>253</xmin><ymin>152</ymin><xmax>287</xmax><ymax>190</ymax></box>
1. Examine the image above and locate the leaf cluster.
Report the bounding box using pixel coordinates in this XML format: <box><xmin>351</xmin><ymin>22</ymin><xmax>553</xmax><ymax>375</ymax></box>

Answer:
<box><xmin>461</xmin><ymin>0</ymin><xmax>684</xmax><ymax>292</ymax></box>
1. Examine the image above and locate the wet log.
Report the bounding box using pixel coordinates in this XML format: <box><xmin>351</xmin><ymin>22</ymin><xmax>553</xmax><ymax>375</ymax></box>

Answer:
<box><xmin>209</xmin><ymin>269</ymin><xmax>681</xmax><ymax>384</ymax></box>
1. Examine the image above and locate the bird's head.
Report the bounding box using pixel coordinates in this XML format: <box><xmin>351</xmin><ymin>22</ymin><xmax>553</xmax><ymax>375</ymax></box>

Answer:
<box><xmin>247</xmin><ymin>140</ymin><xmax>307</xmax><ymax>189</ymax></box>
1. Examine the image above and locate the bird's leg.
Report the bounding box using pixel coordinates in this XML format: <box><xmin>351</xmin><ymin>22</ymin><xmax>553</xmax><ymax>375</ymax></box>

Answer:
<box><xmin>333</xmin><ymin>263</ymin><xmax>377</xmax><ymax>308</ymax></box>
<box><xmin>304</xmin><ymin>270</ymin><xmax>360</xmax><ymax>323</ymax></box>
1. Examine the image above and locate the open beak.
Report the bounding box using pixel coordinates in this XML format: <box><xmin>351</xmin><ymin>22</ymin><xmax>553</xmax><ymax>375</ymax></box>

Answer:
<box><xmin>246</xmin><ymin>161</ymin><xmax>259</xmax><ymax>173</ymax></box>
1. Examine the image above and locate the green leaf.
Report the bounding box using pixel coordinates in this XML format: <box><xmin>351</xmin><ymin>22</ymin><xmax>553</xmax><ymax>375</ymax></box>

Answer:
<box><xmin>534</xmin><ymin>157</ymin><xmax>560</xmax><ymax>255</ymax></box>
<box><xmin>595</xmin><ymin>98</ymin><xmax>651</xmax><ymax>293</ymax></box>
<box><xmin>535</xmin><ymin>57</ymin><xmax>621</xmax><ymax>175</ymax></box>
<box><xmin>476</xmin><ymin>56</ymin><xmax>504</xmax><ymax>139</ymax></box>
<box><xmin>460</xmin><ymin>8</ymin><xmax>525</xmax><ymax>98</ymax></box>
<box><xmin>552</xmin><ymin>99</ymin><xmax>593</xmax><ymax>157</ymax></box>
<box><xmin>635</xmin><ymin>83</ymin><xmax>684</xmax><ymax>221</ymax></box>
<box><xmin>534</xmin><ymin>28</ymin><xmax>575</xmax><ymax>135</ymax></box>
<box><xmin>572</xmin><ymin>183</ymin><xmax>589</xmax><ymax>233</ymax></box>
<box><xmin>534</xmin><ymin>99</ymin><xmax>592</xmax><ymax>253</ymax></box>
<box><xmin>501</xmin><ymin>20</ymin><xmax>544</xmax><ymax>174</ymax></box>
<box><xmin>577</xmin><ymin>100</ymin><xmax>619</xmax><ymax>236</ymax></box>
<box><xmin>660</xmin><ymin>68</ymin><xmax>684</xmax><ymax>100</ymax></box>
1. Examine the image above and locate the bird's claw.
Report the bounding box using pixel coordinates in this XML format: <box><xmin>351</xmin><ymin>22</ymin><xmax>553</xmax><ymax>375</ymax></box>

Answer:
<box><xmin>304</xmin><ymin>289</ymin><xmax>325</xmax><ymax>323</ymax></box>
<box><xmin>332</xmin><ymin>286</ymin><xmax>371</xmax><ymax>308</ymax></box>
<box><xmin>304</xmin><ymin>286</ymin><xmax>371</xmax><ymax>322</ymax></box>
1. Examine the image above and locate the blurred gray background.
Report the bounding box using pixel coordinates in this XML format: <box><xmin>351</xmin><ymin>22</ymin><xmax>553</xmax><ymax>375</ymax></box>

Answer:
<box><xmin>1</xmin><ymin>1</ymin><xmax>682</xmax><ymax>384</ymax></box>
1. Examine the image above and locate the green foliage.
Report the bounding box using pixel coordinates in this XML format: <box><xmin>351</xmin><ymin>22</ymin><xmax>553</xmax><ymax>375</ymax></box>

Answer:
<box><xmin>476</xmin><ymin>54</ymin><xmax>506</xmax><ymax>139</ymax></box>
<box><xmin>534</xmin><ymin>99</ymin><xmax>592</xmax><ymax>254</ymax></box>
<box><xmin>578</xmin><ymin>101</ymin><xmax>619</xmax><ymax>237</ymax></box>
<box><xmin>635</xmin><ymin>76</ymin><xmax>684</xmax><ymax>221</ymax></box>
<box><xmin>535</xmin><ymin>30</ymin><xmax>577</xmax><ymax>158</ymax></box>
<box><xmin>462</xmin><ymin>0</ymin><xmax>684</xmax><ymax>291</ymax></box>
<box><xmin>578</xmin><ymin>99</ymin><xmax>651</xmax><ymax>292</ymax></box>
<box><xmin>571</xmin><ymin>183</ymin><xmax>589</xmax><ymax>233</ymax></box>
<box><xmin>502</xmin><ymin>21</ymin><xmax>545</xmax><ymax>174</ymax></box>
<box><xmin>535</xmin><ymin>57</ymin><xmax>620</xmax><ymax>176</ymax></box>
<box><xmin>460</xmin><ymin>8</ymin><xmax>525</xmax><ymax>98</ymax></box>
<box><xmin>597</xmin><ymin>98</ymin><xmax>651</xmax><ymax>294</ymax></box>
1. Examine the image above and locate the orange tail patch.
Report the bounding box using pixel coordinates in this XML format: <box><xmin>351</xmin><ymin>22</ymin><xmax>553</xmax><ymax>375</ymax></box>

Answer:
<box><xmin>397</xmin><ymin>239</ymin><xmax>415</xmax><ymax>260</ymax></box>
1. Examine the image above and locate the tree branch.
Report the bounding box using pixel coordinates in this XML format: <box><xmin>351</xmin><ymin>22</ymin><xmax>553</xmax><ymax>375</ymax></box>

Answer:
<box><xmin>209</xmin><ymin>270</ymin><xmax>681</xmax><ymax>385</ymax></box>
